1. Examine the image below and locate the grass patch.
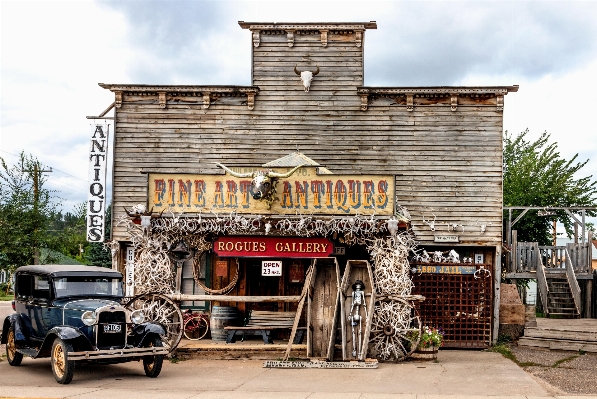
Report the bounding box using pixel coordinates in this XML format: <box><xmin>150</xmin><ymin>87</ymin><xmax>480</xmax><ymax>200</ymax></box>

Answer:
<box><xmin>169</xmin><ymin>355</ymin><xmax>185</xmax><ymax>363</ymax></box>
<box><xmin>490</xmin><ymin>343</ymin><xmax>585</xmax><ymax>368</ymax></box>
<box><xmin>490</xmin><ymin>344</ymin><xmax>539</xmax><ymax>367</ymax></box>
<box><xmin>553</xmin><ymin>355</ymin><xmax>579</xmax><ymax>367</ymax></box>
<box><xmin>0</xmin><ymin>295</ymin><xmax>13</xmax><ymax>301</ymax></box>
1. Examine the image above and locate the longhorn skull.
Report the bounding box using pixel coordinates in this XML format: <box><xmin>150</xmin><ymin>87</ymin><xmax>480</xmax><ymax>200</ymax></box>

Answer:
<box><xmin>215</xmin><ymin>163</ymin><xmax>305</xmax><ymax>208</ymax></box>
<box><xmin>294</xmin><ymin>65</ymin><xmax>319</xmax><ymax>92</ymax></box>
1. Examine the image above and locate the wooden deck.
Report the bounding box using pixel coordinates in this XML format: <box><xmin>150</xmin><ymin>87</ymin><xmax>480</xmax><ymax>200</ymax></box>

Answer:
<box><xmin>175</xmin><ymin>338</ymin><xmax>307</xmax><ymax>360</ymax></box>
<box><xmin>535</xmin><ymin>317</ymin><xmax>597</xmax><ymax>332</ymax></box>
<box><xmin>519</xmin><ymin>317</ymin><xmax>597</xmax><ymax>353</ymax></box>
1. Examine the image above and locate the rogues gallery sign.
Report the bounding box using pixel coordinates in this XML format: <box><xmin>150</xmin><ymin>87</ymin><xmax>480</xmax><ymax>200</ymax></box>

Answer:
<box><xmin>214</xmin><ymin>236</ymin><xmax>333</xmax><ymax>258</ymax></box>
<box><xmin>148</xmin><ymin>167</ymin><xmax>395</xmax><ymax>215</ymax></box>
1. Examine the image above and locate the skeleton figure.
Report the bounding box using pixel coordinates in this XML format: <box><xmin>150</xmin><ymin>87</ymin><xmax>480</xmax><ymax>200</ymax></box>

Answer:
<box><xmin>349</xmin><ymin>279</ymin><xmax>368</xmax><ymax>358</ymax></box>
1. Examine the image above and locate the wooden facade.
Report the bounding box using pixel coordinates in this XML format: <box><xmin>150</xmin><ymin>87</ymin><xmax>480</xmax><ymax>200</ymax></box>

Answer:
<box><xmin>100</xmin><ymin>21</ymin><xmax>518</xmax><ymax>345</ymax></box>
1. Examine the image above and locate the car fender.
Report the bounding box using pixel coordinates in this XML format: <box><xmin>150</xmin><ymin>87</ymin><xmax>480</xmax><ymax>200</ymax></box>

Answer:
<box><xmin>37</xmin><ymin>326</ymin><xmax>93</xmax><ymax>358</ymax></box>
<box><xmin>1</xmin><ymin>314</ymin><xmax>28</xmax><ymax>344</ymax></box>
<box><xmin>133</xmin><ymin>322</ymin><xmax>166</xmax><ymax>347</ymax></box>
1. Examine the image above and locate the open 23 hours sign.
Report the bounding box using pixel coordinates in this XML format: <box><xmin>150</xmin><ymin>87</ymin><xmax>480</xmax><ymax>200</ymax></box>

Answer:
<box><xmin>262</xmin><ymin>261</ymin><xmax>282</xmax><ymax>276</ymax></box>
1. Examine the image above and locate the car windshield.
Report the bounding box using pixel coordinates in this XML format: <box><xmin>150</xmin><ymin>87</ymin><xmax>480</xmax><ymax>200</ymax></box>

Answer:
<box><xmin>53</xmin><ymin>276</ymin><xmax>123</xmax><ymax>298</ymax></box>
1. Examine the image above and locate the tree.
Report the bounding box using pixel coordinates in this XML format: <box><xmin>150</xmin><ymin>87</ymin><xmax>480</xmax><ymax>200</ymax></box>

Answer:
<box><xmin>46</xmin><ymin>202</ymin><xmax>88</xmax><ymax>263</ymax></box>
<box><xmin>0</xmin><ymin>152</ymin><xmax>59</xmax><ymax>268</ymax></box>
<box><xmin>503</xmin><ymin>129</ymin><xmax>597</xmax><ymax>245</ymax></box>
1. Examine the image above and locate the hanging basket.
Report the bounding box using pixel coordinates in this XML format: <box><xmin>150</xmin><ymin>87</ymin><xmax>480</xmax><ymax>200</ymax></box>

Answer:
<box><xmin>411</xmin><ymin>345</ymin><xmax>438</xmax><ymax>361</ymax></box>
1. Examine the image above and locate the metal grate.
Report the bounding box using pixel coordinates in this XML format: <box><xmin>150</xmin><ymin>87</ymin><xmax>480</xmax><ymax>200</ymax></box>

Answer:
<box><xmin>411</xmin><ymin>266</ymin><xmax>492</xmax><ymax>348</ymax></box>
<box><xmin>97</xmin><ymin>311</ymin><xmax>126</xmax><ymax>349</ymax></box>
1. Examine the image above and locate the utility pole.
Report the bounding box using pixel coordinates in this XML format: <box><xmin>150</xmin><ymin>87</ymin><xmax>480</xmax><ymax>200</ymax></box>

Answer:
<box><xmin>22</xmin><ymin>161</ymin><xmax>52</xmax><ymax>265</ymax></box>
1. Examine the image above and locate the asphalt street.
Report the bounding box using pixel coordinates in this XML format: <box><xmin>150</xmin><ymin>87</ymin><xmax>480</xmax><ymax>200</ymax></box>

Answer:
<box><xmin>0</xmin><ymin>349</ymin><xmax>584</xmax><ymax>399</ymax></box>
<box><xmin>0</xmin><ymin>300</ymin><xmax>13</xmax><ymax>327</ymax></box>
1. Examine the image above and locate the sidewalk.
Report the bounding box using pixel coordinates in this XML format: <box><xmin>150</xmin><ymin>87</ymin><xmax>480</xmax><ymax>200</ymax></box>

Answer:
<box><xmin>1</xmin><ymin>348</ymin><xmax>589</xmax><ymax>399</ymax></box>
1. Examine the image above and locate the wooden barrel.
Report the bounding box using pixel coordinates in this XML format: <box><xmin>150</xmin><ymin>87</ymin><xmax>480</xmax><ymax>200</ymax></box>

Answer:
<box><xmin>210</xmin><ymin>306</ymin><xmax>241</xmax><ymax>342</ymax></box>
<box><xmin>412</xmin><ymin>346</ymin><xmax>438</xmax><ymax>361</ymax></box>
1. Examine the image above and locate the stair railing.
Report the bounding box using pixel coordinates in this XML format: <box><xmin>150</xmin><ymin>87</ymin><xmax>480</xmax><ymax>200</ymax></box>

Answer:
<box><xmin>564</xmin><ymin>248</ymin><xmax>582</xmax><ymax>316</ymax></box>
<box><xmin>536</xmin><ymin>257</ymin><xmax>549</xmax><ymax>317</ymax></box>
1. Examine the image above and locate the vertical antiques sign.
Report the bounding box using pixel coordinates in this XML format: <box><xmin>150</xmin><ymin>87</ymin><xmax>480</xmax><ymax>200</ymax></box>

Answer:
<box><xmin>86</xmin><ymin>124</ymin><xmax>109</xmax><ymax>242</ymax></box>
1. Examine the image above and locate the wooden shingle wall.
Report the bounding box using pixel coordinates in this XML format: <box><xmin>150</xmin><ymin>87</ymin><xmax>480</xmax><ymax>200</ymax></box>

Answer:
<box><xmin>104</xmin><ymin>22</ymin><xmax>515</xmax><ymax>246</ymax></box>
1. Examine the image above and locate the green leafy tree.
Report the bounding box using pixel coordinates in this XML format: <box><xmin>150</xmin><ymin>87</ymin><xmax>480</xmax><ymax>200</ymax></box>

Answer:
<box><xmin>47</xmin><ymin>202</ymin><xmax>88</xmax><ymax>262</ymax></box>
<box><xmin>0</xmin><ymin>152</ymin><xmax>59</xmax><ymax>269</ymax></box>
<box><xmin>503</xmin><ymin>130</ymin><xmax>597</xmax><ymax>245</ymax></box>
<box><xmin>85</xmin><ymin>204</ymin><xmax>112</xmax><ymax>268</ymax></box>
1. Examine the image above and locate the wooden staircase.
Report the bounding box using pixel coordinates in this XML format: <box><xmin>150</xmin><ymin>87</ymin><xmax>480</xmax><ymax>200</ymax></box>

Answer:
<box><xmin>519</xmin><ymin>318</ymin><xmax>597</xmax><ymax>353</ymax></box>
<box><xmin>545</xmin><ymin>278</ymin><xmax>580</xmax><ymax>318</ymax></box>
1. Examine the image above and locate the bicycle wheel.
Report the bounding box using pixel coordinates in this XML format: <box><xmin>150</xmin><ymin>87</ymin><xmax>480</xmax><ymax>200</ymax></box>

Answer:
<box><xmin>184</xmin><ymin>316</ymin><xmax>209</xmax><ymax>340</ymax></box>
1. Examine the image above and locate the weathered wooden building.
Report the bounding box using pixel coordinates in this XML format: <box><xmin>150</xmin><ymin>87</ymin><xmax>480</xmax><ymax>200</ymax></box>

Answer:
<box><xmin>98</xmin><ymin>21</ymin><xmax>517</xmax><ymax>350</ymax></box>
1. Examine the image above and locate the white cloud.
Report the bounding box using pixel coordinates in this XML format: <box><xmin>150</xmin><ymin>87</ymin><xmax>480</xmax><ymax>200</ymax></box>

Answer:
<box><xmin>1</xmin><ymin>0</ymin><xmax>131</xmax><ymax>210</ymax></box>
<box><xmin>2</xmin><ymin>0</ymin><xmax>597</xmax><ymax>218</ymax></box>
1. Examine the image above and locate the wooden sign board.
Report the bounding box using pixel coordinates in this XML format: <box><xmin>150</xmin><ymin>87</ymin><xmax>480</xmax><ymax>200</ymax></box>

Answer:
<box><xmin>434</xmin><ymin>235</ymin><xmax>459</xmax><ymax>243</ymax></box>
<box><xmin>214</xmin><ymin>236</ymin><xmax>333</xmax><ymax>258</ymax></box>
<box><xmin>147</xmin><ymin>167</ymin><xmax>394</xmax><ymax>215</ymax></box>
<box><xmin>415</xmin><ymin>264</ymin><xmax>477</xmax><ymax>275</ymax></box>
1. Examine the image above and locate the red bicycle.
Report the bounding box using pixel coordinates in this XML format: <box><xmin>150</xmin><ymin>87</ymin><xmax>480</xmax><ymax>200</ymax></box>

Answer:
<box><xmin>183</xmin><ymin>309</ymin><xmax>210</xmax><ymax>340</ymax></box>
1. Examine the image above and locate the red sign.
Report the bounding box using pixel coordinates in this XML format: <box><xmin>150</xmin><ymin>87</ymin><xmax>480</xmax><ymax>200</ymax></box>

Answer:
<box><xmin>215</xmin><ymin>260</ymin><xmax>228</xmax><ymax>277</ymax></box>
<box><xmin>214</xmin><ymin>236</ymin><xmax>333</xmax><ymax>258</ymax></box>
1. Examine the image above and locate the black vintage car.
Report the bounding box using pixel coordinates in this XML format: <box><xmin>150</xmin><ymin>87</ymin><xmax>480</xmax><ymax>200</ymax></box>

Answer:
<box><xmin>1</xmin><ymin>265</ymin><xmax>169</xmax><ymax>384</ymax></box>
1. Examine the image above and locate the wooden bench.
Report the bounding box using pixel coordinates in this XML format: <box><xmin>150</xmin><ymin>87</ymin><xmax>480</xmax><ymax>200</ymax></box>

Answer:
<box><xmin>224</xmin><ymin>310</ymin><xmax>306</xmax><ymax>344</ymax></box>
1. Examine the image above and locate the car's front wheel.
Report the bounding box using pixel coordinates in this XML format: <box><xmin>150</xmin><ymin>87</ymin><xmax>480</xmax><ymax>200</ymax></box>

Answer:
<box><xmin>51</xmin><ymin>338</ymin><xmax>75</xmax><ymax>384</ymax></box>
<box><xmin>142</xmin><ymin>335</ymin><xmax>164</xmax><ymax>378</ymax></box>
<box><xmin>6</xmin><ymin>326</ymin><xmax>23</xmax><ymax>366</ymax></box>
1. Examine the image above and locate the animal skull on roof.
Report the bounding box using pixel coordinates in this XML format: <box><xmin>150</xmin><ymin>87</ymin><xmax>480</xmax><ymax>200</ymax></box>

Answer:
<box><xmin>215</xmin><ymin>163</ymin><xmax>305</xmax><ymax>208</ymax></box>
<box><xmin>294</xmin><ymin>65</ymin><xmax>319</xmax><ymax>92</ymax></box>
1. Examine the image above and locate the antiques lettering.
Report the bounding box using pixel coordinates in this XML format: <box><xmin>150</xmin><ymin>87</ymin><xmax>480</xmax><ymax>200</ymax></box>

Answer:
<box><xmin>86</xmin><ymin>124</ymin><xmax>109</xmax><ymax>242</ymax></box>
<box><xmin>149</xmin><ymin>170</ymin><xmax>394</xmax><ymax>215</ymax></box>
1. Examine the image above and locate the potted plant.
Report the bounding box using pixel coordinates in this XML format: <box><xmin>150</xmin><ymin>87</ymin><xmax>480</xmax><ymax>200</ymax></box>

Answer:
<box><xmin>411</xmin><ymin>326</ymin><xmax>444</xmax><ymax>360</ymax></box>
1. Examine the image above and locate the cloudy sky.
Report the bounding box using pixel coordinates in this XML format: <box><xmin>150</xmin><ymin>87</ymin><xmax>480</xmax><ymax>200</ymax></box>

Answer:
<box><xmin>1</xmin><ymin>0</ymin><xmax>597</xmax><ymax>236</ymax></box>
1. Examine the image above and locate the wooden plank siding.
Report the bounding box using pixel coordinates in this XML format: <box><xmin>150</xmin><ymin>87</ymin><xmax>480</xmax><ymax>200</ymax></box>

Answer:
<box><xmin>102</xmin><ymin>22</ymin><xmax>516</xmax><ymax>248</ymax></box>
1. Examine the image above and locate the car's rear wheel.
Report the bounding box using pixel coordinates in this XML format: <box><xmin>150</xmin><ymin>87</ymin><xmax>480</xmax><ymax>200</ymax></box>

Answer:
<box><xmin>143</xmin><ymin>335</ymin><xmax>164</xmax><ymax>378</ymax></box>
<box><xmin>6</xmin><ymin>326</ymin><xmax>23</xmax><ymax>366</ymax></box>
<box><xmin>51</xmin><ymin>338</ymin><xmax>74</xmax><ymax>384</ymax></box>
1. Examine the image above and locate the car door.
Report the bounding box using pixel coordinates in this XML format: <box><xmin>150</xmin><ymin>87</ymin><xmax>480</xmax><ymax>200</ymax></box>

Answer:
<box><xmin>14</xmin><ymin>273</ymin><xmax>36</xmax><ymax>339</ymax></box>
<box><xmin>30</xmin><ymin>274</ymin><xmax>52</xmax><ymax>338</ymax></box>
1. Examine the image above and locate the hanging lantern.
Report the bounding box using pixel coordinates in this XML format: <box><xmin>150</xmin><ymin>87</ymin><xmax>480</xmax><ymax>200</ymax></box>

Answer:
<box><xmin>167</xmin><ymin>240</ymin><xmax>194</xmax><ymax>262</ymax></box>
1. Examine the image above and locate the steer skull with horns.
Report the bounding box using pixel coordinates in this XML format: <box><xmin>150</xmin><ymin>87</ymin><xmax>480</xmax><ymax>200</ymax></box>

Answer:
<box><xmin>215</xmin><ymin>163</ymin><xmax>305</xmax><ymax>208</ymax></box>
<box><xmin>294</xmin><ymin>65</ymin><xmax>320</xmax><ymax>92</ymax></box>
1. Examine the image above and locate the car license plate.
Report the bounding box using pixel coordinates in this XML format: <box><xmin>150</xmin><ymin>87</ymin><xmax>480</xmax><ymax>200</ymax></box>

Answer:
<box><xmin>103</xmin><ymin>323</ymin><xmax>122</xmax><ymax>333</ymax></box>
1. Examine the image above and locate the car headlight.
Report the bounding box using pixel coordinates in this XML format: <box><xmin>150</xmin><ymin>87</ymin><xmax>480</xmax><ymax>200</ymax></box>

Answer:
<box><xmin>82</xmin><ymin>311</ymin><xmax>97</xmax><ymax>326</ymax></box>
<box><xmin>131</xmin><ymin>309</ymin><xmax>145</xmax><ymax>325</ymax></box>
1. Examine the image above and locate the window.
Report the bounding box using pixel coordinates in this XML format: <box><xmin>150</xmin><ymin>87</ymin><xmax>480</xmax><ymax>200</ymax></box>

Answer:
<box><xmin>53</xmin><ymin>276</ymin><xmax>123</xmax><ymax>298</ymax></box>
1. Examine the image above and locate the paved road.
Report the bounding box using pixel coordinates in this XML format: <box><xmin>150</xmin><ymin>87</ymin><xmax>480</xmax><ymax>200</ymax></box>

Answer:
<box><xmin>0</xmin><ymin>350</ymin><xmax>578</xmax><ymax>399</ymax></box>
<box><xmin>0</xmin><ymin>300</ymin><xmax>13</xmax><ymax>326</ymax></box>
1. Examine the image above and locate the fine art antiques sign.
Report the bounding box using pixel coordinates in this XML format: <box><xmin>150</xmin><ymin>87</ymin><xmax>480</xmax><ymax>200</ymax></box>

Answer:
<box><xmin>214</xmin><ymin>236</ymin><xmax>334</xmax><ymax>258</ymax></box>
<box><xmin>148</xmin><ymin>167</ymin><xmax>394</xmax><ymax>215</ymax></box>
<box><xmin>86</xmin><ymin>124</ymin><xmax>109</xmax><ymax>242</ymax></box>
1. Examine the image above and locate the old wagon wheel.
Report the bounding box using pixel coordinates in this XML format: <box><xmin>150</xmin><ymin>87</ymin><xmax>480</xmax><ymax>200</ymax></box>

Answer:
<box><xmin>370</xmin><ymin>298</ymin><xmax>421</xmax><ymax>362</ymax></box>
<box><xmin>125</xmin><ymin>292</ymin><xmax>183</xmax><ymax>352</ymax></box>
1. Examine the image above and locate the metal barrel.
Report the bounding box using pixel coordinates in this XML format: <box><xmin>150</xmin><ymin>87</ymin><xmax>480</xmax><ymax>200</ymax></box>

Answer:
<box><xmin>209</xmin><ymin>306</ymin><xmax>241</xmax><ymax>342</ymax></box>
